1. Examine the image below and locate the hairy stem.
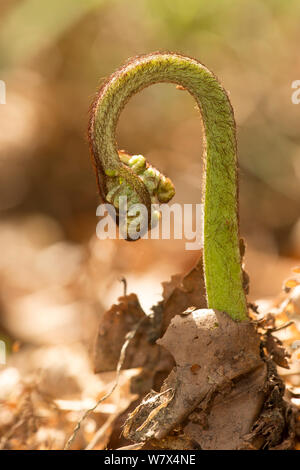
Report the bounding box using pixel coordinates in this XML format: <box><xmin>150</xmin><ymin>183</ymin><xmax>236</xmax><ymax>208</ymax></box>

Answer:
<box><xmin>88</xmin><ymin>52</ymin><xmax>248</xmax><ymax>322</ymax></box>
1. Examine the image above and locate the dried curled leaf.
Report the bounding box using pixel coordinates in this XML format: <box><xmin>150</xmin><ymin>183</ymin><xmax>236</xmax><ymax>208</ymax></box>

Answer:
<box><xmin>264</xmin><ymin>331</ymin><xmax>290</xmax><ymax>369</ymax></box>
<box><xmin>94</xmin><ymin>294</ymin><xmax>152</xmax><ymax>372</ymax></box>
<box><xmin>93</xmin><ymin>293</ymin><xmax>173</xmax><ymax>377</ymax></box>
<box><xmin>124</xmin><ymin>309</ymin><xmax>268</xmax><ymax>449</ymax></box>
<box><xmin>157</xmin><ymin>254</ymin><xmax>207</xmax><ymax>335</ymax></box>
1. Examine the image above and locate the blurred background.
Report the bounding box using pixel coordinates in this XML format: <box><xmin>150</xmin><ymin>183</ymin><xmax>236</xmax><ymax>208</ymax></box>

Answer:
<box><xmin>0</xmin><ymin>0</ymin><xmax>300</xmax><ymax>449</ymax></box>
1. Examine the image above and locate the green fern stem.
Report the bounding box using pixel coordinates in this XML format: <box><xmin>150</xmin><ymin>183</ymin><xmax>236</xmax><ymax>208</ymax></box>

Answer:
<box><xmin>88</xmin><ymin>52</ymin><xmax>248</xmax><ymax>322</ymax></box>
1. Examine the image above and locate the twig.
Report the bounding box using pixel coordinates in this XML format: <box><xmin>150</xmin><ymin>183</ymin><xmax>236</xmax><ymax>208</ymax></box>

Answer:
<box><xmin>119</xmin><ymin>277</ymin><xmax>127</xmax><ymax>297</ymax></box>
<box><xmin>117</xmin><ymin>442</ymin><xmax>143</xmax><ymax>450</ymax></box>
<box><xmin>64</xmin><ymin>317</ymin><xmax>145</xmax><ymax>450</ymax></box>
<box><xmin>85</xmin><ymin>413</ymin><xmax>116</xmax><ymax>450</ymax></box>
<box><xmin>269</xmin><ymin>321</ymin><xmax>294</xmax><ymax>333</ymax></box>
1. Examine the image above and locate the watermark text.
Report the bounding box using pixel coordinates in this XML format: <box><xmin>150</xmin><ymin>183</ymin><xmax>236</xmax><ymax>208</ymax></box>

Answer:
<box><xmin>0</xmin><ymin>80</ymin><xmax>6</xmax><ymax>104</ymax></box>
<box><xmin>291</xmin><ymin>80</ymin><xmax>300</xmax><ymax>104</ymax></box>
<box><xmin>96</xmin><ymin>197</ymin><xmax>204</xmax><ymax>251</ymax></box>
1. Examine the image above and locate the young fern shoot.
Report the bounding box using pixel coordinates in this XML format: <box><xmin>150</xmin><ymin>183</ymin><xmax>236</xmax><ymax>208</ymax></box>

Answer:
<box><xmin>88</xmin><ymin>52</ymin><xmax>248</xmax><ymax>322</ymax></box>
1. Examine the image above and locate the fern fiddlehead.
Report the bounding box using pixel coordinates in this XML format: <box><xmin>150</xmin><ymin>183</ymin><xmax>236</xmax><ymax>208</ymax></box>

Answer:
<box><xmin>88</xmin><ymin>52</ymin><xmax>248</xmax><ymax>322</ymax></box>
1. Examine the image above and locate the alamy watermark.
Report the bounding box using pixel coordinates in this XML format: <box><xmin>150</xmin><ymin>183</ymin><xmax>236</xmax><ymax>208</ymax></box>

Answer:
<box><xmin>291</xmin><ymin>80</ymin><xmax>300</xmax><ymax>104</ymax></box>
<box><xmin>96</xmin><ymin>196</ymin><xmax>204</xmax><ymax>250</ymax></box>
<box><xmin>0</xmin><ymin>340</ymin><xmax>6</xmax><ymax>365</ymax></box>
<box><xmin>0</xmin><ymin>80</ymin><xmax>6</xmax><ymax>104</ymax></box>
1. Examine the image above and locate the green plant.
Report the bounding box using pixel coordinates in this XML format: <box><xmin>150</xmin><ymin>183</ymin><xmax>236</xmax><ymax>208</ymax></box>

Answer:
<box><xmin>88</xmin><ymin>52</ymin><xmax>248</xmax><ymax>322</ymax></box>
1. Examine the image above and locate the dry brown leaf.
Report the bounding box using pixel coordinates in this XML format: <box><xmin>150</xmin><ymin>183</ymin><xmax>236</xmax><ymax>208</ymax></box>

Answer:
<box><xmin>94</xmin><ymin>294</ymin><xmax>153</xmax><ymax>373</ymax></box>
<box><xmin>158</xmin><ymin>253</ymin><xmax>207</xmax><ymax>334</ymax></box>
<box><xmin>264</xmin><ymin>332</ymin><xmax>290</xmax><ymax>369</ymax></box>
<box><xmin>124</xmin><ymin>309</ymin><xmax>268</xmax><ymax>450</ymax></box>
